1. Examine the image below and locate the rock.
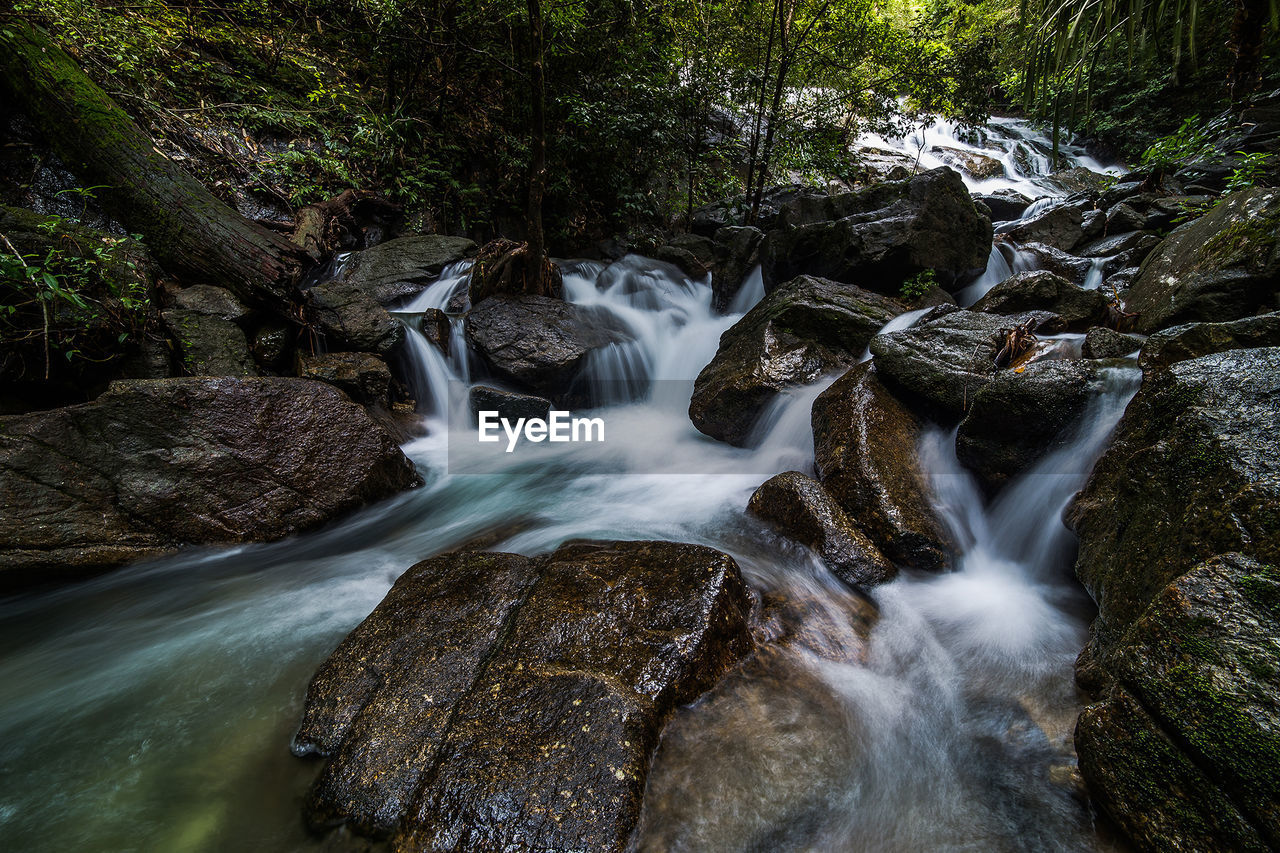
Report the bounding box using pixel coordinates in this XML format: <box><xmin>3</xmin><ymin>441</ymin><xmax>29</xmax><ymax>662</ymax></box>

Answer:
<box><xmin>168</xmin><ymin>284</ymin><xmax>251</xmax><ymax>321</ymax></box>
<box><xmin>1126</xmin><ymin>188</ymin><xmax>1280</xmax><ymax>333</ymax></box>
<box><xmin>161</xmin><ymin>309</ymin><xmax>258</xmax><ymax>377</ymax></box>
<box><xmin>468</xmin><ymin>385</ymin><xmax>552</xmax><ymax>423</ymax></box>
<box><xmin>669</xmin><ymin>232</ymin><xmax>716</xmax><ymax>266</ymax></box>
<box><xmin>1098</xmin><ymin>181</ymin><xmax>1145</xmax><ymax>210</ymax></box>
<box><xmin>115</xmin><ymin>338</ymin><xmax>172</xmax><ymax>380</ymax></box>
<box><xmin>293</xmin><ymin>540</ymin><xmax>754</xmax><ymax>851</ymax></box>
<box><xmin>1069</xmin><ymin>348</ymin><xmax>1280</xmax><ymax>646</ymax></box>
<box><xmin>1079</xmin><ymin>209</ymin><xmax>1106</xmax><ymax>246</ymax></box>
<box><xmin>1142</xmin><ymin>195</ymin><xmax>1216</xmax><ymax>232</ymax></box>
<box><xmin>1015</xmin><ymin>241</ymin><xmax>1096</xmax><ymax>286</ymax></box>
<box><xmin>930</xmin><ymin>145</ymin><xmax>1005</xmax><ymax>179</ymax></box>
<box><xmin>972</xmin><ymin>270</ymin><xmax>1108</xmax><ymax>330</ymax></box>
<box><xmin>1076</xmin><ymin>554</ymin><xmax>1280</xmax><ymax>853</ymax></box>
<box><xmin>341</xmin><ymin>235</ymin><xmax>477</xmax><ymax>305</ymax></box>
<box><xmin>418</xmin><ymin>308</ymin><xmax>451</xmax><ymax>354</ymax></box>
<box><xmin>1042</xmin><ymin>167</ymin><xmax>1109</xmax><ymax>195</ymax></box>
<box><xmin>1001</xmin><ymin>200</ymin><xmax>1086</xmax><ymax>251</ymax></box>
<box><xmin>250</xmin><ymin>321</ymin><xmax>293</xmax><ymax>372</ymax></box>
<box><xmin>812</xmin><ymin>363</ymin><xmax>954</xmax><ymax>572</ymax></box>
<box><xmin>747</xmin><ymin>471</ymin><xmax>895</xmax><ymax>586</ymax></box>
<box><xmin>956</xmin><ymin>359</ymin><xmax>1110</xmax><ymax>487</ymax></box>
<box><xmin>689</xmin><ymin>276</ymin><xmax>906</xmax><ymax>446</ymax></box>
<box><xmin>868</xmin><ymin>308</ymin><xmax>1065</xmax><ymax>418</ymax></box>
<box><xmin>308</xmin><ymin>280</ymin><xmax>405</xmax><ymax>356</ymax></box>
<box><xmin>711</xmin><ymin>226</ymin><xmax>765</xmax><ymax>311</ymax></box>
<box><xmin>465</xmin><ymin>295</ymin><xmax>631</xmax><ymax>403</ymax></box>
<box><xmin>1140</xmin><ymin>312</ymin><xmax>1280</xmax><ymax>370</ymax></box>
<box><xmin>974</xmin><ymin>190</ymin><xmax>1032</xmax><ymax>222</ymax></box>
<box><xmin>1075</xmin><ymin>230</ymin><xmax>1157</xmax><ymax>259</ymax></box>
<box><xmin>1081</xmin><ymin>327</ymin><xmax>1140</xmax><ymax>359</ymax></box>
<box><xmin>0</xmin><ymin>378</ymin><xmax>421</xmax><ymax>591</ymax></box>
<box><xmin>690</xmin><ymin>185</ymin><xmax>820</xmax><ymax>236</ymax></box>
<box><xmin>654</xmin><ymin>244</ymin><xmax>709</xmax><ymax>279</ymax></box>
<box><xmin>760</xmin><ymin>167</ymin><xmax>992</xmax><ymax>292</ymax></box>
<box><xmin>297</xmin><ymin>352</ymin><xmax>393</xmax><ymax>406</ymax></box>
<box><xmin>1104</xmin><ymin>202</ymin><xmax>1146</xmax><ymax>234</ymax></box>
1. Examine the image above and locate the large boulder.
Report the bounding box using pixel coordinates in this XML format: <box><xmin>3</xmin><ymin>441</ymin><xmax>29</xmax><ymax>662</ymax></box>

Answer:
<box><xmin>341</xmin><ymin>235</ymin><xmax>477</xmax><ymax>305</ymax></box>
<box><xmin>972</xmin><ymin>270</ymin><xmax>1109</xmax><ymax>330</ymax></box>
<box><xmin>747</xmin><ymin>471</ymin><xmax>895</xmax><ymax>587</ymax></box>
<box><xmin>0</xmin><ymin>378</ymin><xmax>421</xmax><ymax>591</ymax></box>
<box><xmin>308</xmin><ymin>280</ymin><xmax>405</xmax><ymax>356</ymax></box>
<box><xmin>292</xmin><ymin>540</ymin><xmax>754</xmax><ymax>851</ymax></box>
<box><xmin>956</xmin><ymin>359</ymin><xmax>1113</xmax><ymax>488</ymax></box>
<box><xmin>1125</xmin><ymin>188</ymin><xmax>1280</xmax><ymax>333</ymax></box>
<box><xmin>1076</xmin><ymin>554</ymin><xmax>1280</xmax><ymax>853</ymax></box>
<box><xmin>1069</xmin><ymin>347</ymin><xmax>1280</xmax><ymax>645</ymax></box>
<box><xmin>689</xmin><ymin>276</ymin><xmax>905</xmax><ymax>446</ymax></box>
<box><xmin>465</xmin><ymin>295</ymin><xmax>631</xmax><ymax>403</ymax></box>
<box><xmin>1139</xmin><ymin>311</ymin><xmax>1280</xmax><ymax>370</ymax></box>
<box><xmin>1000</xmin><ymin>200</ymin><xmax>1087</xmax><ymax>251</ymax></box>
<box><xmin>868</xmin><ymin>308</ymin><xmax>1064</xmax><ymax>419</ymax></box>
<box><xmin>812</xmin><ymin>363</ymin><xmax>954</xmax><ymax>573</ymax></box>
<box><xmin>759</xmin><ymin>167</ymin><xmax>992</xmax><ymax>292</ymax></box>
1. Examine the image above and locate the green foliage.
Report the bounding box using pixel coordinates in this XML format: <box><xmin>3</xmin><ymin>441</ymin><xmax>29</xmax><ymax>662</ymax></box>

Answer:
<box><xmin>900</xmin><ymin>269</ymin><xmax>937</xmax><ymax>301</ymax></box>
<box><xmin>1225</xmin><ymin>150</ymin><xmax>1275</xmax><ymax>193</ymax></box>
<box><xmin>1140</xmin><ymin>115</ymin><xmax>1212</xmax><ymax>171</ymax></box>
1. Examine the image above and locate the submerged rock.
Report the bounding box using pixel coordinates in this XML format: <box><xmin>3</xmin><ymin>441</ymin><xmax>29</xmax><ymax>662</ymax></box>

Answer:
<box><xmin>760</xmin><ymin>167</ymin><xmax>992</xmax><ymax>292</ymax></box>
<box><xmin>1139</xmin><ymin>311</ymin><xmax>1280</xmax><ymax>370</ymax></box>
<box><xmin>868</xmin><ymin>308</ymin><xmax>1064</xmax><ymax>419</ymax></box>
<box><xmin>812</xmin><ymin>363</ymin><xmax>954</xmax><ymax>572</ymax></box>
<box><xmin>1126</xmin><ymin>188</ymin><xmax>1280</xmax><ymax>333</ymax></box>
<box><xmin>690</xmin><ymin>275</ymin><xmax>905</xmax><ymax>446</ymax></box>
<box><xmin>0</xmin><ymin>378</ymin><xmax>421</xmax><ymax>591</ymax></box>
<box><xmin>293</xmin><ymin>540</ymin><xmax>754</xmax><ymax>851</ymax></box>
<box><xmin>972</xmin><ymin>270</ymin><xmax>1108</xmax><ymax>330</ymax></box>
<box><xmin>341</xmin><ymin>235</ymin><xmax>477</xmax><ymax>305</ymax></box>
<box><xmin>465</xmin><ymin>294</ymin><xmax>631</xmax><ymax>403</ymax></box>
<box><xmin>748</xmin><ymin>471</ymin><xmax>895</xmax><ymax>587</ymax></box>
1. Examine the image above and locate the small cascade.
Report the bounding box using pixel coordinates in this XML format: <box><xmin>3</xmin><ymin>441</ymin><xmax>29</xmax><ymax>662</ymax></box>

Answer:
<box><xmin>860</xmin><ymin>306</ymin><xmax>933</xmax><ymax>361</ymax></box>
<box><xmin>1082</xmin><ymin>257</ymin><xmax>1106</xmax><ymax>290</ymax></box>
<box><xmin>956</xmin><ymin>244</ymin><xmax>1015</xmax><ymax>306</ymax></box>
<box><xmin>727</xmin><ymin>265</ymin><xmax>765</xmax><ymax>315</ymax></box>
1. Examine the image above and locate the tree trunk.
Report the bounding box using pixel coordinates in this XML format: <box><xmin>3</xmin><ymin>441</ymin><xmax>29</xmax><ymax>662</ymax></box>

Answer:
<box><xmin>525</xmin><ymin>0</ymin><xmax>548</xmax><ymax>283</ymax></box>
<box><xmin>0</xmin><ymin>22</ymin><xmax>307</xmax><ymax>311</ymax></box>
<box><xmin>1228</xmin><ymin>0</ymin><xmax>1268</xmax><ymax>106</ymax></box>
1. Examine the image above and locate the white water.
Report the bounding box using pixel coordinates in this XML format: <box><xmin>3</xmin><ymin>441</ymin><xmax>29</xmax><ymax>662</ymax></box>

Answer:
<box><xmin>0</xmin><ymin>117</ymin><xmax>1138</xmax><ymax>853</ymax></box>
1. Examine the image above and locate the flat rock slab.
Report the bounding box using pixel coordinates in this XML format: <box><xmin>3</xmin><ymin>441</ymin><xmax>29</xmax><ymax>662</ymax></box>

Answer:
<box><xmin>293</xmin><ymin>540</ymin><xmax>755</xmax><ymax>852</ymax></box>
<box><xmin>0</xmin><ymin>377</ymin><xmax>421</xmax><ymax>591</ymax></box>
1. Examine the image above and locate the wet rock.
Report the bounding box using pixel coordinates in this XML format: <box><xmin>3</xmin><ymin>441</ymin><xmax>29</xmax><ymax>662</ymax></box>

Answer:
<box><xmin>690</xmin><ymin>185</ymin><xmax>820</xmax><ymax>236</ymax></box>
<box><xmin>297</xmin><ymin>352</ymin><xmax>393</xmax><ymax>406</ymax></box>
<box><xmin>689</xmin><ymin>276</ymin><xmax>905</xmax><ymax>446</ymax></box>
<box><xmin>1014</xmin><ymin>241</ymin><xmax>1095</xmax><ymax>286</ymax></box>
<box><xmin>930</xmin><ymin>145</ymin><xmax>1005</xmax><ymax>180</ymax></box>
<box><xmin>250</xmin><ymin>321</ymin><xmax>294</xmax><ymax>372</ymax></box>
<box><xmin>974</xmin><ymin>190</ymin><xmax>1032</xmax><ymax>222</ymax></box>
<box><xmin>711</xmin><ymin>226</ymin><xmax>764</xmax><ymax>311</ymax></box>
<box><xmin>468</xmin><ymin>385</ymin><xmax>552</xmax><ymax>423</ymax></box>
<box><xmin>655</xmin><ymin>244</ymin><xmax>709</xmax><ymax>279</ymax></box>
<box><xmin>812</xmin><ymin>363</ymin><xmax>954</xmax><ymax>572</ymax></box>
<box><xmin>168</xmin><ymin>284</ymin><xmax>251</xmax><ymax>321</ymax></box>
<box><xmin>1139</xmin><ymin>312</ymin><xmax>1280</xmax><ymax>370</ymax></box>
<box><xmin>1069</xmin><ymin>347</ymin><xmax>1280</xmax><ymax>646</ymax></box>
<box><xmin>669</xmin><ymin>232</ymin><xmax>716</xmax><ymax>266</ymax></box>
<box><xmin>1079</xmin><ymin>209</ymin><xmax>1106</xmax><ymax>246</ymax></box>
<box><xmin>341</xmin><ymin>235</ymin><xmax>477</xmax><ymax>305</ymax></box>
<box><xmin>161</xmin><ymin>309</ymin><xmax>258</xmax><ymax>377</ymax></box>
<box><xmin>1042</xmin><ymin>167</ymin><xmax>1110</xmax><ymax>196</ymax></box>
<box><xmin>1001</xmin><ymin>201</ymin><xmax>1086</xmax><ymax>251</ymax></box>
<box><xmin>760</xmin><ymin>167</ymin><xmax>992</xmax><ymax>292</ymax></box>
<box><xmin>465</xmin><ymin>294</ymin><xmax>631</xmax><ymax>403</ymax></box>
<box><xmin>1126</xmin><ymin>188</ymin><xmax>1280</xmax><ymax>333</ymax></box>
<box><xmin>418</xmin><ymin>308</ymin><xmax>451</xmax><ymax>354</ymax></box>
<box><xmin>1104</xmin><ymin>202</ymin><xmax>1146</xmax><ymax>234</ymax></box>
<box><xmin>748</xmin><ymin>471</ymin><xmax>895</xmax><ymax>586</ymax></box>
<box><xmin>0</xmin><ymin>378</ymin><xmax>421</xmax><ymax>591</ymax></box>
<box><xmin>1075</xmin><ymin>230</ymin><xmax>1157</xmax><ymax>259</ymax></box>
<box><xmin>956</xmin><ymin>359</ymin><xmax>1108</xmax><ymax>487</ymax></box>
<box><xmin>1076</xmin><ymin>554</ymin><xmax>1280</xmax><ymax>853</ymax></box>
<box><xmin>1081</xmin><ymin>327</ymin><xmax>1139</xmax><ymax>359</ymax></box>
<box><xmin>972</xmin><ymin>270</ymin><xmax>1108</xmax><ymax>330</ymax></box>
<box><xmin>293</xmin><ymin>540</ymin><xmax>754</xmax><ymax>851</ymax></box>
<box><xmin>308</xmin><ymin>280</ymin><xmax>405</xmax><ymax>356</ymax></box>
<box><xmin>868</xmin><ymin>308</ymin><xmax>1065</xmax><ymax>419</ymax></box>
<box><xmin>115</xmin><ymin>337</ymin><xmax>173</xmax><ymax>380</ymax></box>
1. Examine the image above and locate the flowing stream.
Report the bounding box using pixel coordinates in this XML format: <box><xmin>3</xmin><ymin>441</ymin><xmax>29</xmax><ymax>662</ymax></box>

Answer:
<box><xmin>0</xmin><ymin>118</ymin><xmax>1134</xmax><ymax>852</ymax></box>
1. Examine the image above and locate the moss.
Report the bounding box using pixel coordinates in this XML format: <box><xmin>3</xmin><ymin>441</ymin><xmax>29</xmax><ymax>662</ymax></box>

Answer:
<box><xmin>1236</xmin><ymin>563</ymin><xmax>1280</xmax><ymax>617</ymax></box>
<box><xmin>1198</xmin><ymin>211</ymin><xmax>1280</xmax><ymax>273</ymax></box>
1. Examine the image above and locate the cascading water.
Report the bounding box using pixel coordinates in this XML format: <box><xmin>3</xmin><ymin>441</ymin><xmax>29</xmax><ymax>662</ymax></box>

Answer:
<box><xmin>0</xmin><ymin>116</ymin><xmax>1137</xmax><ymax>853</ymax></box>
